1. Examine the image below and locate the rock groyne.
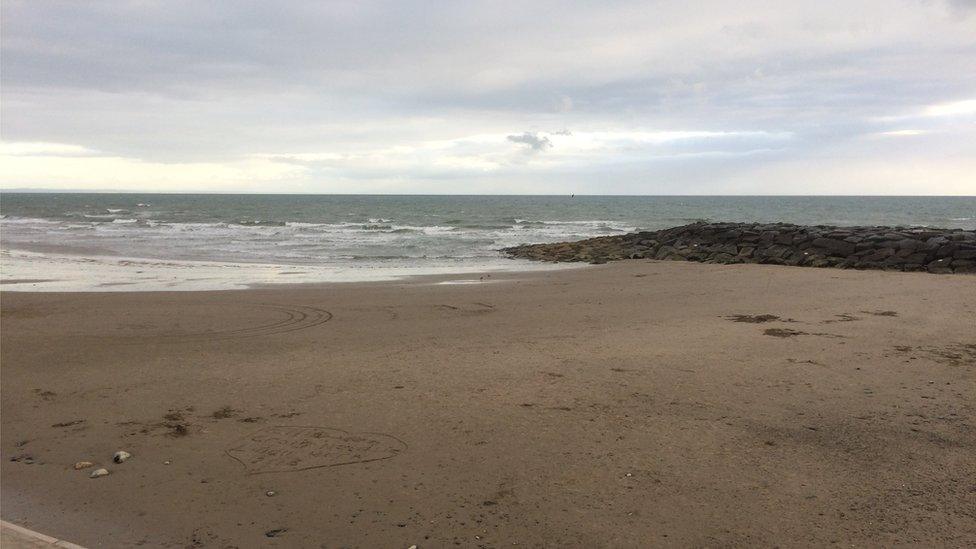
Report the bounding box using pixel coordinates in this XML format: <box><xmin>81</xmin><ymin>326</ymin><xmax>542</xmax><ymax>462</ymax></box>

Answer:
<box><xmin>502</xmin><ymin>222</ymin><xmax>976</xmax><ymax>274</ymax></box>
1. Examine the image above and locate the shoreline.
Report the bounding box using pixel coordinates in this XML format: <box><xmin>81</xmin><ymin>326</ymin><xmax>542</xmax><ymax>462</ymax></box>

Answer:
<box><xmin>2</xmin><ymin>260</ymin><xmax>974</xmax><ymax>546</ymax></box>
<box><xmin>0</xmin><ymin>247</ymin><xmax>576</xmax><ymax>292</ymax></box>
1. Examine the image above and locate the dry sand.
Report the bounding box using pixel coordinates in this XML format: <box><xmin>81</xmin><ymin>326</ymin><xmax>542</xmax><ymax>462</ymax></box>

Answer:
<box><xmin>2</xmin><ymin>260</ymin><xmax>974</xmax><ymax>547</ymax></box>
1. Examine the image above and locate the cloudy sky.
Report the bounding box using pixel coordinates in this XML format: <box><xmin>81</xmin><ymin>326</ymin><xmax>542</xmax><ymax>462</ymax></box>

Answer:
<box><xmin>2</xmin><ymin>0</ymin><xmax>975</xmax><ymax>194</ymax></box>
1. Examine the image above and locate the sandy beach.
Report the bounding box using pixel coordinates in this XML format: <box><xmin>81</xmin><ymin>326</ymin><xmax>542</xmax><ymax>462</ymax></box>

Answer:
<box><xmin>2</xmin><ymin>260</ymin><xmax>974</xmax><ymax>547</ymax></box>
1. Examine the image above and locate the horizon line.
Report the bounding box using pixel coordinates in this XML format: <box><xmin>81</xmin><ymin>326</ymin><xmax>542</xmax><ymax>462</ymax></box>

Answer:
<box><xmin>1</xmin><ymin>189</ymin><xmax>974</xmax><ymax>198</ymax></box>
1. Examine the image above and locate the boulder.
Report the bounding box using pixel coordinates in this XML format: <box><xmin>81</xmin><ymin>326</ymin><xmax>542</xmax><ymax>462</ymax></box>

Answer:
<box><xmin>811</xmin><ymin>238</ymin><xmax>856</xmax><ymax>256</ymax></box>
<box><xmin>500</xmin><ymin>222</ymin><xmax>974</xmax><ymax>275</ymax></box>
<box><xmin>927</xmin><ymin>258</ymin><xmax>953</xmax><ymax>274</ymax></box>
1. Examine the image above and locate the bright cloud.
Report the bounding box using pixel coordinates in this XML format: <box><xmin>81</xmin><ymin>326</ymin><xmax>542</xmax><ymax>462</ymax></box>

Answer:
<box><xmin>924</xmin><ymin>99</ymin><xmax>976</xmax><ymax>117</ymax></box>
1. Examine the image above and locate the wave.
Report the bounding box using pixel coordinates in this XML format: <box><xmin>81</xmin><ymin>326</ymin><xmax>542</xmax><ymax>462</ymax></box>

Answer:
<box><xmin>235</xmin><ymin>220</ymin><xmax>286</xmax><ymax>227</ymax></box>
<box><xmin>0</xmin><ymin>216</ymin><xmax>60</xmax><ymax>224</ymax></box>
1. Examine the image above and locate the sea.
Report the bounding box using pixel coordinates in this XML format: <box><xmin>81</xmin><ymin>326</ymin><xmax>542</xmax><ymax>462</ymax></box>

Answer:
<box><xmin>1</xmin><ymin>194</ymin><xmax>974</xmax><ymax>291</ymax></box>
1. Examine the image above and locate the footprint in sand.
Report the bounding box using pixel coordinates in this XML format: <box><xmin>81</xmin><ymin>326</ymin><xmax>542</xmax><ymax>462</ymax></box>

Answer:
<box><xmin>435</xmin><ymin>303</ymin><xmax>495</xmax><ymax>315</ymax></box>
<box><xmin>226</xmin><ymin>426</ymin><xmax>407</xmax><ymax>474</ymax></box>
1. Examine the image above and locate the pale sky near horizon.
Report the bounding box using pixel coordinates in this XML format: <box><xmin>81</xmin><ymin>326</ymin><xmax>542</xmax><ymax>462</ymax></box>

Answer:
<box><xmin>1</xmin><ymin>1</ymin><xmax>975</xmax><ymax>194</ymax></box>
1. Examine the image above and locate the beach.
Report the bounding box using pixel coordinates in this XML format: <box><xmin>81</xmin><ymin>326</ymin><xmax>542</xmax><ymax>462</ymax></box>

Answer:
<box><xmin>2</xmin><ymin>260</ymin><xmax>974</xmax><ymax>547</ymax></box>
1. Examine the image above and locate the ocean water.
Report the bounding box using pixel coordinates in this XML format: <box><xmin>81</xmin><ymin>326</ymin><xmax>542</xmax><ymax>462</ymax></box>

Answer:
<box><xmin>1</xmin><ymin>194</ymin><xmax>974</xmax><ymax>290</ymax></box>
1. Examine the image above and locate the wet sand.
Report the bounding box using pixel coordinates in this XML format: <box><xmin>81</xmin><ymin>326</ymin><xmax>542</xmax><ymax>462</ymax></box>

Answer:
<box><xmin>2</xmin><ymin>261</ymin><xmax>975</xmax><ymax>547</ymax></box>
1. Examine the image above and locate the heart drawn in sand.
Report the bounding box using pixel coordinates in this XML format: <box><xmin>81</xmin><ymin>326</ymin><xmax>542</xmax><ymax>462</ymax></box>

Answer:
<box><xmin>226</xmin><ymin>426</ymin><xmax>407</xmax><ymax>474</ymax></box>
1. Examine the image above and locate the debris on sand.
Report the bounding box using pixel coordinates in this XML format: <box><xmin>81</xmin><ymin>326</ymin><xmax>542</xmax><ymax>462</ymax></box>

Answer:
<box><xmin>163</xmin><ymin>411</ymin><xmax>184</xmax><ymax>422</ymax></box>
<box><xmin>51</xmin><ymin>419</ymin><xmax>85</xmax><ymax>428</ymax></box>
<box><xmin>167</xmin><ymin>423</ymin><xmax>190</xmax><ymax>437</ymax></box>
<box><xmin>725</xmin><ymin>314</ymin><xmax>782</xmax><ymax>323</ymax></box>
<box><xmin>113</xmin><ymin>451</ymin><xmax>132</xmax><ymax>463</ymax></box>
<box><xmin>212</xmin><ymin>406</ymin><xmax>239</xmax><ymax>419</ymax></box>
<box><xmin>861</xmin><ymin>310</ymin><xmax>899</xmax><ymax>317</ymax></box>
<box><xmin>764</xmin><ymin>328</ymin><xmax>807</xmax><ymax>338</ymax></box>
<box><xmin>74</xmin><ymin>461</ymin><xmax>94</xmax><ymax>470</ymax></box>
<box><xmin>90</xmin><ymin>468</ymin><xmax>109</xmax><ymax>478</ymax></box>
<box><xmin>264</xmin><ymin>528</ymin><xmax>287</xmax><ymax>538</ymax></box>
<box><xmin>764</xmin><ymin>328</ymin><xmax>845</xmax><ymax>339</ymax></box>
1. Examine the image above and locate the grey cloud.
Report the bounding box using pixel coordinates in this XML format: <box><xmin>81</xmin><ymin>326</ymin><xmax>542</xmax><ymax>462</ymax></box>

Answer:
<box><xmin>507</xmin><ymin>132</ymin><xmax>552</xmax><ymax>151</ymax></box>
<box><xmin>1</xmin><ymin>1</ymin><xmax>974</xmax><ymax>192</ymax></box>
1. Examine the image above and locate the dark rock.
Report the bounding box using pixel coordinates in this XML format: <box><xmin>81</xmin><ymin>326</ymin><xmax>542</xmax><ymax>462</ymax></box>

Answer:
<box><xmin>654</xmin><ymin>246</ymin><xmax>675</xmax><ymax>260</ymax></box>
<box><xmin>896</xmin><ymin>239</ymin><xmax>922</xmax><ymax>251</ymax></box>
<box><xmin>953</xmin><ymin>262</ymin><xmax>976</xmax><ymax>273</ymax></box>
<box><xmin>501</xmin><ymin>222</ymin><xmax>974</xmax><ymax>275</ymax></box>
<box><xmin>903</xmin><ymin>252</ymin><xmax>930</xmax><ymax>265</ymax></box>
<box><xmin>927</xmin><ymin>258</ymin><xmax>953</xmax><ymax>274</ymax></box>
<box><xmin>774</xmin><ymin>233</ymin><xmax>794</xmax><ymax>245</ymax></box>
<box><xmin>954</xmin><ymin>249</ymin><xmax>976</xmax><ymax>260</ymax></box>
<box><xmin>811</xmin><ymin>238</ymin><xmax>856</xmax><ymax>256</ymax></box>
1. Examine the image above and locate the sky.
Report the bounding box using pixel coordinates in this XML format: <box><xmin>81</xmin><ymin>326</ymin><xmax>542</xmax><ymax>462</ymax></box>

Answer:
<box><xmin>1</xmin><ymin>0</ymin><xmax>975</xmax><ymax>194</ymax></box>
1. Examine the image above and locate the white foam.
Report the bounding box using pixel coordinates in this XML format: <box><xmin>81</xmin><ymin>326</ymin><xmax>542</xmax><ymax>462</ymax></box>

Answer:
<box><xmin>0</xmin><ymin>213</ymin><xmax>621</xmax><ymax>289</ymax></box>
<box><xmin>435</xmin><ymin>279</ymin><xmax>504</xmax><ymax>285</ymax></box>
<box><xmin>0</xmin><ymin>249</ymin><xmax>575</xmax><ymax>292</ymax></box>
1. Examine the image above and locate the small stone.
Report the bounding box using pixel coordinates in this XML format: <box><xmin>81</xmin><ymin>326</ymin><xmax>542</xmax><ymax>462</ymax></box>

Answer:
<box><xmin>163</xmin><ymin>460</ymin><xmax>171</xmax><ymax>465</ymax></box>
<box><xmin>90</xmin><ymin>468</ymin><xmax>109</xmax><ymax>478</ymax></box>
<box><xmin>74</xmin><ymin>461</ymin><xmax>94</xmax><ymax>470</ymax></box>
<box><xmin>266</xmin><ymin>491</ymin><xmax>276</xmax><ymax>497</ymax></box>
<box><xmin>113</xmin><ymin>451</ymin><xmax>132</xmax><ymax>464</ymax></box>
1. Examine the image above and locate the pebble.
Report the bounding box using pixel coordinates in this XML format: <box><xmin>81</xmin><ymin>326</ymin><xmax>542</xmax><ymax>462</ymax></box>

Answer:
<box><xmin>266</xmin><ymin>491</ymin><xmax>276</xmax><ymax>497</ymax></box>
<box><xmin>163</xmin><ymin>460</ymin><xmax>171</xmax><ymax>465</ymax></box>
<box><xmin>74</xmin><ymin>461</ymin><xmax>94</xmax><ymax>470</ymax></box>
<box><xmin>113</xmin><ymin>451</ymin><xmax>132</xmax><ymax>464</ymax></box>
<box><xmin>90</xmin><ymin>468</ymin><xmax>110</xmax><ymax>478</ymax></box>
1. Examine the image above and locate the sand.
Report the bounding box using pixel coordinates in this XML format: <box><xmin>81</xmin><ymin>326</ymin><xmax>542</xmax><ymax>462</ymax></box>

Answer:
<box><xmin>2</xmin><ymin>260</ymin><xmax>974</xmax><ymax>547</ymax></box>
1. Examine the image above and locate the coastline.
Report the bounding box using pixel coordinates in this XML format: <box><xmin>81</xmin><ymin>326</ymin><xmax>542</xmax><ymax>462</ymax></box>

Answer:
<box><xmin>0</xmin><ymin>246</ymin><xmax>575</xmax><ymax>292</ymax></box>
<box><xmin>3</xmin><ymin>260</ymin><xmax>974</xmax><ymax>546</ymax></box>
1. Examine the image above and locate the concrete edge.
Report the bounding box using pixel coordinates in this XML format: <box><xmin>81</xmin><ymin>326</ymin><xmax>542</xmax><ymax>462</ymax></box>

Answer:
<box><xmin>0</xmin><ymin>520</ymin><xmax>87</xmax><ymax>549</ymax></box>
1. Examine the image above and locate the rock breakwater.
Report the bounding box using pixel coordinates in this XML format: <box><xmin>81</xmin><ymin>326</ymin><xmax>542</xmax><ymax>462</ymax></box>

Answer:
<box><xmin>502</xmin><ymin>222</ymin><xmax>976</xmax><ymax>274</ymax></box>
